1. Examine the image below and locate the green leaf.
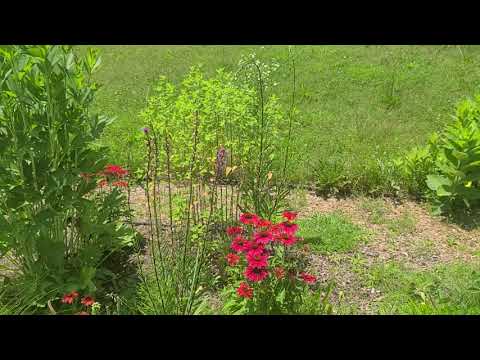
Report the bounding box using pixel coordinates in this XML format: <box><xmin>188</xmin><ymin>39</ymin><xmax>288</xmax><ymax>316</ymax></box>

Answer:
<box><xmin>426</xmin><ymin>175</ymin><xmax>451</xmax><ymax>191</ymax></box>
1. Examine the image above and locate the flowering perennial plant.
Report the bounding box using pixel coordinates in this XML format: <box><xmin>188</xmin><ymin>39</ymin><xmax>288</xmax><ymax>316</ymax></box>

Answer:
<box><xmin>222</xmin><ymin>210</ymin><xmax>319</xmax><ymax>314</ymax></box>
<box><xmin>59</xmin><ymin>291</ymin><xmax>96</xmax><ymax>315</ymax></box>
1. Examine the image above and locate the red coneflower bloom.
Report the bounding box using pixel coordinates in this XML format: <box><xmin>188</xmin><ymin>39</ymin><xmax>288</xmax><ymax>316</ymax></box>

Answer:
<box><xmin>226</xmin><ymin>226</ymin><xmax>243</xmax><ymax>237</ymax></box>
<box><xmin>276</xmin><ymin>233</ymin><xmax>297</xmax><ymax>246</ymax></box>
<box><xmin>280</xmin><ymin>221</ymin><xmax>299</xmax><ymax>235</ymax></box>
<box><xmin>81</xmin><ymin>296</ymin><xmax>95</xmax><ymax>307</ymax></box>
<box><xmin>271</xmin><ymin>224</ymin><xmax>283</xmax><ymax>237</ymax></box>
<box><xmin>104</xmin><ymin>164</ymin><xmax>128</xmax><ymax>178</ymax></box>
<box><xmin>246</xmin><ymin>250</ymin><xmax>269</xmax><ymax>268</ymax></box>
<box><xmin>61</xmin><ymin>291</ymin><xmax>79</xmax><ymax>305</ymax></box>
<box><xmin>255</xmin><ymin>219</ymin><xmax>272</xmax><ymax>228</ymax></box>
<box><xmin>273</xmin><ymin>267</ymin><xmax>286</xmax><ymax>280</ymax></box>
<box><xmin>230</xmin><ymin>236</ymin><xmax>249</xmax><ymax>253</ymax></box>
<box><xmin>254</xmin><ymin>230</ymin><xmax>273</xmax><ymax>245</ymax></box>
<box><xmin>226</xmin><ymin>253</ymin><xmax>240</xmax><ymax>266</ymax></box>
<box><xmin>237</xmin><ymin>282</ymin><xmax>253</xmax><ymax>299</ymax></box>
<box><xmin>112</xmin><ymin>180</ymin><xmax>129</xmax><ymax>187</ymax></box>
<box><xmin>244</xmin><ymin>266</ymin><xmax>269</xmax><ymax>282</ymax></box>
<box><xmin>98</xmin><ymin>179</ymin><xmax>108</xmax><ymax>188</ymax></box>
<box><xmin>239</xmin><ymin>213</ymin><xmax>260</xmax><ymax>226</ymax></box>
<box><xmin>244</xmin><ymin>240</ymin><xmax>265</xmax><ymax>254</ymax></box>
<box><xmin>282</xmin><ymin>211</ymin><xmax>298</xmax><ymax>222</ymax></box>
<box><xmin>300</xmin><ymin>272</ymin><xmax>317</xmax><ymax>285</ymax></box>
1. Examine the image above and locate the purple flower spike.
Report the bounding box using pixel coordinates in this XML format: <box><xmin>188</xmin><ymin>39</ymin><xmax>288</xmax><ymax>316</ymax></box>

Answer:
<box><xmin>142</xmin><ymin>127</ymin><xmax>150</xmax><ymax>134</ymax></box>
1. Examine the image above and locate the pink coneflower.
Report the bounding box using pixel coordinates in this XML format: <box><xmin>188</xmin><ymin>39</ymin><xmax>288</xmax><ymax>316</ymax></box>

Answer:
<box><xmin>81</xmin><ymin>296</ymin><xmax>95</xmax><ymax>307</ymax></box>
<box><xmin>246</xmin><ymin>250</ymin><xmax>269</xmax><ymax>268</ymax></box>
<box><xmin>61</xmin><ymin>291</ymin><xmax>79</xmax><ymax>305</ymax></box>
<box><xmin>271</xmin><ymin>224</ymin><xmax>283</xmax><ymax>237</ymax></box>
<box><xmin>226</xmin><ymin>253</ymin><xmax>240</xmax><ymax>266</ymax></box>
<box><xmin>104</xmin><ymin>164</ymin><xmax>128</xmax><ymax>178</ymax></box>
<box><xmin>237</xmin><ymin>282</ymin><xmax>253</xmax><ymax>299</ymax></box>
<box><xmin>98</xmin><ymin>179</ymin><xmax>108</xmax><ymax>188</ymax></box>
<box><xmin>244</xmin><ymin>240</ymin><xmax>265</xmax><ymax>254</ymax></box>
<box><xmin>276</xmin><ymin>233</ymin><xmax>297</xmax><ymax>246</ymax></box>
<box><xmin>240</xmin><ymin>213</ymin><xmax>260</xmax><ymax>226</ymax></box>
<box><xmin>280</xmin><ymin>221</ymin><xmax>299</xmax><ymax>235</ymax></box>
<box><xmin>230</xmin><ymin>236</ymin><xmax>249</xmax><ymax>253</ymax></box>
<box><xmin>300</xmin><ymin>272</ymin><xmax>317</xmax><ymax>285</ymax></box>
<box><xmin>244</xmin><ymin>266</ymin><xmax>269</xmax><ymax>282</ymax></box>
<box><xmin>112</xmin><ymin>180</ymin><xmax>129</xmax><ymax>187</ymax></box>
<box><xmin>226</xmin><ymin>226</ymin><xmax>243</xmax><ymax>237</ymax></box>
<box><xmin>282</xmin><ymin>211</ymin><xmax>298</xmax><ymax>222</ymax></box>
<box><xmin>255</xmin><ymin>219</ymin><xmax>272</xmax><ymax>228</ymax></box>
<box><xmin>254</xmin><ymin>230</ymin><xmax>273</xmax><ymax>245</ymax></box>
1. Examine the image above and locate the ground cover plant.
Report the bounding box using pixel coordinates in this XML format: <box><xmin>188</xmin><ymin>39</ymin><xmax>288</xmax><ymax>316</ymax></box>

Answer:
<box><xmin>1</xmin><ymin>44</ymin><xmax>480</xmax><ymax>316</ymax></box>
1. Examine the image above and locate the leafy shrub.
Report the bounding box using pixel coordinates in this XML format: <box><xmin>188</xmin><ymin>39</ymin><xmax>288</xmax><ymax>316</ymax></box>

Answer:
<box><xmin>426</xmin><ymin>96</ymin><xmax>480</xmax><ymax>215</ymax></box>
<box><xmin>139</xmin><ymin>65</ymin><xmax>282</xmax><ymax>179</ymax></box>
<box><xmin>139</xmin><ymin>52</ymin><xmax>298</xmax><ymax>219</ymax></box>
<box><xmin>393</xmin><ymin>134</ymin><xmax>439</xmax><ymax>198</ymax></box>
<box><xmin>220</xmin><ymin>211</ymin><xmax>331</xmax><ymax>315</ymax></box>
<box><xmin>0</xmin><ymin>45</ymin><xmax>137</xmax><ymax>312</ymax></box>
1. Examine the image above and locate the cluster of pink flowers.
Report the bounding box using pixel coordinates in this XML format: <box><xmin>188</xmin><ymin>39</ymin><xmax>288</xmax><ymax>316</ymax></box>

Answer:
<box><xmin>60</xmin><ymin>291</ymin><xmax>95</xmax><ymax>315</ymax></box>
<box><xmin>225</xmin><ymin>211</ymin><xmax>317</xmax><ymax>300</ymax></box>
<box><xmin>80</xmin><ymin>164</ymin><xmax>129</xmax><ymax>189</ymax></box>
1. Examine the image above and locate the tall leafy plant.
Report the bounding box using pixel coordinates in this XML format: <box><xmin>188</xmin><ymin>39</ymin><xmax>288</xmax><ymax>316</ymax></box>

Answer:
<box><xmin>0</xmin><ymin>45</ymin><xmax>135</xmax><ymax>309</ymax></box>
<box><xmin>426</xmin><ymin>96</ymin><xmax>480</xmax><ymax>215</ymax></box>
<box><xmin>235</xmin><ymin>50</ymin><xmax>298</xmax><ymax>219</ymax></box>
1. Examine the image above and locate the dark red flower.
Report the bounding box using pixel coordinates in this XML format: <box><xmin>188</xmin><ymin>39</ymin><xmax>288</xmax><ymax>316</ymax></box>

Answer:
<box><xmin>61</xmin><ymin>291</ymin><xmax>79</xmax><ymax>305</ymax></box>
<box><xmin>300</xmin><ymin>272</ymin><xmax>317</xmax><ymax>285</ymax></box>
<box><xmin>104</xmin><ymin>164</ymin><xmax>128</xmax><ymax>178</ymax></box>
<box><xmin>254</xmin><ymin>230</ymin><xmax>273</xmax><ymax>245</ymax></box>
<box><xmin>239</xmin><ymin>213</ymin><xmax>260</xmax><ymax>226</ymax></box>
<box><xmin>255</xmin><ymin>219</ymin><xmax>272</xmax><ymax>228</ymax></box>
<box><xmin>226</xmin><ymin>253</ymin><xmax>240</xmax><ymax>266</ymax></box>
<box><xmin>81</xmin><ymin>296</ymin><xmax>95</xmax><ymax>307</ymax></box>
<box><xmin>112</xmin><ymin>180</ymin><xmax>129</xmax><ymax>187</ymax></box>
<box><xmin>246</xmin><ymin>250</ymin><xmax>269</xmax><ymax>268</ymax></box>
<box><xmin>98</xmin><ymin>179</ymin><xmax>108</xmax><ymax>188</ymax></box>
<box><xmin>280</xmin><ymin>221</ymin><xmax>299</xmax><ymax>235</ymax></box>
<box><xmin>244</xmin><ymin>240</ymin><xmax>265</xmax><ymax>254</ymax></box>
<box><xmin>282</xmin><ymin>211</ymin><xmax>298</xmax><ymax>222</ymax></box>
<box><xmin>276</xmin><ymin>233</ymin><xmax>297</xmax><ymax>246</ymax></box>
<box><xmin>230</xmin><ymin>235</ymin><xmax>249</xmax><ymax>253</ymax></box>
<box><xmin>271</xmin><ymin>224</ymin><xmax>283</xmax><ymax>237</ymax></box>
<box><xmin>244</xmin><ymin>266</ymin><xmax>269</xmax><ymax>282</ymax></box>
<box><xmin>273</xmin><ymin>267</ymin><xmax>286</xmax><ymax>280</ymax></box>
<box><xmin>226</xmin><ymin>226</ymin><xmax>243</xmax><ymax>237</ymax></box>
<box><xmin>237</xmin><ymin>282</ymin><xmax>253</xmax><ymax>299</ymax></box>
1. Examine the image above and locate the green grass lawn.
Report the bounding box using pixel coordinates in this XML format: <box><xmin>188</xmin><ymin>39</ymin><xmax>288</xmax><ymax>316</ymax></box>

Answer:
<box><xmin>86</xmin><ymin>45</ymin><xmax>480</xmax><ymax>190</ymax></box>
<box><xmin>364</xmin><ymin>261</ymin><xmax>480</xmax><ymax>315</ymax></box>
<box><xmin>298</xmin><ymin>213</ymin><xmax>367</xmax><ymax>253</ymax></box>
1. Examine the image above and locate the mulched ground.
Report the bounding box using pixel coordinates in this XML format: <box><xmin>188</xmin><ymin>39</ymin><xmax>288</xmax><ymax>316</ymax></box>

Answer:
<box><xmin>296</xmin><ymin>191</ymin><xmax>480</xmax><ymax>313</ymax></box>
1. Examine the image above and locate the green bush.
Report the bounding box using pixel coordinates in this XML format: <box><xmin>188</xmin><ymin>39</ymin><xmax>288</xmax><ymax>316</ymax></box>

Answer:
<box><xmin>0</xmin><ymin>45</ymin><xmax>137</xmax><ymax>313</ymax></box>
<box><xmin>393</xmin><ymin>134</ymin><xmax>439</xmax><ymax>198</ymax></box>
<box><xmin>139</xmin><ymin>65</ymin><xmax>285</xmax><ymax>180</ymax></box>
<box><xmin>426</xmin><ymin>96</ymin><xmax>480</xmax><ymax>215</ymax></box>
